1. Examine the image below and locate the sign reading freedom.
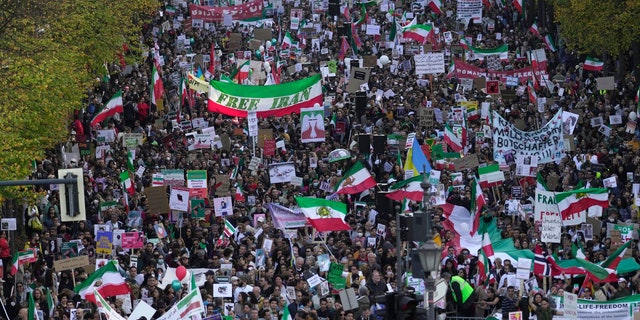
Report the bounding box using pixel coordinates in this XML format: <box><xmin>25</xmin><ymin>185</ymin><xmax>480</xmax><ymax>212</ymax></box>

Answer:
<box><xmin>189</xmin><ymin>0</ymin><xmax>263</xmax><ymax>22</ymax></box>
<box><xmin>492</xmin><ymin>109</ymin><xmax>564</xmax><ymax>164</ymax></box>
<box><xmin>208</xmin><ymin>75</ymin><xmax>323</xmax><ymax>118</ymax></box>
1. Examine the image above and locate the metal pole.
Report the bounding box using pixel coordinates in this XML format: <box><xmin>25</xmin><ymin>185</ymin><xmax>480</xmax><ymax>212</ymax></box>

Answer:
<box><xmin>421</xmin><ymin>172</ymin><xmax>436</xmax><ymax>320</ymax></box>
<box><xmin>395</xmin><ymin>205</ymin><xmax>403</xmax><ymax>292</ymax></box>
<box><xmin>0</xmin><ymin>178</ymin><xmax>76</xmax><ymax>187</ymax></box>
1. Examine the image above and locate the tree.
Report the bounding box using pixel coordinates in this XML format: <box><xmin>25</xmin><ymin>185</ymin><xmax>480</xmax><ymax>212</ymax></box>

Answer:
<box><xmin>0</xmin><ymin>0</ymin><xmax>156</xmax><ymax>196</ymax></box>
<box><xmin>550</xmin><ymin>0</ymin><xmax>640</xmax><ymax>57</ymax></box>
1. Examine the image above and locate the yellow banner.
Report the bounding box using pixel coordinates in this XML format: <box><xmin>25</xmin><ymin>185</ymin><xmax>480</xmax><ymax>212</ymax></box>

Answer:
<box><xmin>187</xmin><ymin>73</ymin><xmax>210</xmax><ymax>93</ymax></box>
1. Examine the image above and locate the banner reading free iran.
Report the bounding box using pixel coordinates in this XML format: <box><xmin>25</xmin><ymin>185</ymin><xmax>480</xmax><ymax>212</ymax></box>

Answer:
<box><xmin>208</xmin><ymin>75</ymin><xmax>323</xmax><ymax>118</ymax></box>
<box><xmin>492</xmin><ymin>109</ymin><xmax>564</xmax><ymax>164</ymax></box>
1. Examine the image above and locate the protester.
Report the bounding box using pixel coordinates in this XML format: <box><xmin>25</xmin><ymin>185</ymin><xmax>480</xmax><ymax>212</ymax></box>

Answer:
<box><xmin>3</xmin><ymin>1</ymin><xmax>640</xmax><ymax>320</ymax></box>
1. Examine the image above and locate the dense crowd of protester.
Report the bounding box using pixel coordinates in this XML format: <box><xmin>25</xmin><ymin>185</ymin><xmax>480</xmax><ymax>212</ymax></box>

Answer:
<box><xmin>2</xmin><ymin>0</ymin><xmax>640</xmax><ymax>320</ymax></box>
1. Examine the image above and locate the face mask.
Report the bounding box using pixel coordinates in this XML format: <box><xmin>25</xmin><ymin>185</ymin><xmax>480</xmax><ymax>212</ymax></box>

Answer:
<box><xmin>357</xmin><ymin>232</ymin><xmax>363</xmax><ymax>237</ymax></box>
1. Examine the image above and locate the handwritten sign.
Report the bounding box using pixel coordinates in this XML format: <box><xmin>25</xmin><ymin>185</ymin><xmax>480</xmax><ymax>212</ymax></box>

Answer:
<box><xmin>541</xmin><ymin>211</ymin><xmax>562</xmax><ymax>243</ymax></box>
<box><xmin>327</xmin><ymin>262</ymin><xmax>346</xmax><ymax>289</ymax></box>
<box><xmin>54</xmin><ymin>255</ymin><xmax>90</xmax><ymax>271</ymax></box>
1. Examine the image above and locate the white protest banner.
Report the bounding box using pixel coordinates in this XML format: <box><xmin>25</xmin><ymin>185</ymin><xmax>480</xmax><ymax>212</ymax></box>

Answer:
<box><xmin>414</xmin><ymin>53</ymin><xmax>445</xmax><ymax>75</ymax></box>
<box><xmin>493</xmin><ymin>109</ymin><xmax>564</xmax><ymax>164</ymax></box>
<box><xmin>269</xmin><ymin>162</ymin><xmax>296</xmax><ymax>184</ymax></box>
<box><xmin>553</xmin><ymin>295</ymin><xmax>640</xmax><ymax>320</ymax></box>
<box><xmin>456</xmin><ymin>0</ymin><xmax>482</xmax><ymax>23</ymax></box>
<box><xmin>300</xmin><ymin>106</ymin><xmax>326</xmax><ymax>143</ymax></box>
<box><xmin>535</xmin><ymin>190</ymin><xmax>586</xmax><ymax>226</ymax></box>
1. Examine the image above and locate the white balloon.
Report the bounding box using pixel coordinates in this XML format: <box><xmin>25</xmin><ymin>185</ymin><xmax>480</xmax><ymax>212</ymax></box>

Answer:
<box><xmin>379</xmin><ymin>55</ymin><xmax>390</xmax><ymax>65</ymax></box>
<box><xmin>630</xmin><ymin>111</ymin><xmax>637</xmax><ymax>121</ymax></box>
<box><xmin>265</xmin><ymin>65</ymin><xmax>271</xmax><ymax>73</ymax></box>
<box><xmin>259</xmin><ymin>45</ymin><xmax>265</xmax><ymax>52</ymax></box>
<box><xmin>263</xmin><ymin>61</ymin><xmax>271</xmax><ymax>69</ymax></box>
<box><xmin>265</xmin><ymin>42</ymin><xmax>271</xmax><ymax>49</ymax></box>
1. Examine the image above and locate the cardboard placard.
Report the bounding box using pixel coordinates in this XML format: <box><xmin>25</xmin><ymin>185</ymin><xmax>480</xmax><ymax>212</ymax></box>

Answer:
<box><xmin>257</xmin><ymin>129</ymin><xmax>273</xmax><ymax>148</ymax></box>
<box><xmin>54</xmin><ymin>255</ymin><xmax>90</xmax><ymax>271</ymax></box>
<box><xmin>363</xmin><ymin>55</ymin><xmax>377</xmax><ymax>68</ymax></box>
<box><xmin>228</xmin><ymin>33</ymin><xmax>243</xmax><ymax>50</ymax></box>
<box><xmin>452</xmin><ymin>154</ymin><xmax>480</xmax><ymax>171</ymax></box>
<box><xmin>248</xmin><ymin>39</ymin><xmax>262</xmax><ymax>50</ymax></box>
<box><xmin>145</xmin><ymin>186</ymin><xmax>170</xmax><ymax>214</ymax></box>
<box><xmin>214</xmin><ymin>174</ymin><xmax>231</xmax><ymax>196</ymax></box>
<box><xmin>254</xmin><ymin>28</ymin><xmax>272</xmax><ymax>41</ymax></box>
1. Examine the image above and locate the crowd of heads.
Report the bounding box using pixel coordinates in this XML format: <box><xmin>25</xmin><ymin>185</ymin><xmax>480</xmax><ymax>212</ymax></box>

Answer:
<box><xmin>3</xmin><ymin>0</ymin><xmax>640</xmax><ymax>320</ymax></box>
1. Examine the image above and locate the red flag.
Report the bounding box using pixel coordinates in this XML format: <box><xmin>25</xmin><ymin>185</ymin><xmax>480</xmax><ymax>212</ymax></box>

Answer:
<box><xmin>209</xmin><ymin>43</ymin><xmax>216</xmax><ymax>75</ymax></box>
<box><xmin>343</xmin><ymin>6</ymin><xmax>350</xmax><ymax>21</ymax></box>
<box><xmin>338</xmin><ymin>37</ymin><xmax>350</xmax><ymax>61</ymax></box>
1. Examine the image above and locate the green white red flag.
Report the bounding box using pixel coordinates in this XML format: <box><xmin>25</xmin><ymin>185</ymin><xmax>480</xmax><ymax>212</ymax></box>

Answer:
<box><xmin>555</xmin><ymin>188</ymin><xmax>609</xmax><ymax>220</ymax></box>
<box><xmin>151</xmin><ymin>65</ymin><xmax>164</xmax><ymax>106</ymax></box>
<box><xmin>74</xmin><ymin>260</ymin><xmax>130</xmax><ymax>303</ymax></box>
<box><xmin>334</xmin><ymin>161</ymin><xmax>377</xmax><ymax>194</ymax></box>
<box><xmin>91</xmin><ymin>91</ymin><xmax>123</xmax><ymax>126</ymax></box>
<box><xmin>295</xmin><ymin>197</ymin><xmax>350</xmax><ymax>232</ymax></box>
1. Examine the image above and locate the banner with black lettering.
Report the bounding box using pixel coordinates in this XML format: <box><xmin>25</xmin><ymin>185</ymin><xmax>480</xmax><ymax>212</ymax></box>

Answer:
<box><xmin>492</xmin><ymin>109</ymin><xmax>564</xmax><ymax>164</ymax></box>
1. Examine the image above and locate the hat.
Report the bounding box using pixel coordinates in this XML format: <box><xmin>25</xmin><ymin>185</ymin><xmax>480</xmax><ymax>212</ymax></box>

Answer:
<box><xmin>257</xmin><ymin>216</ymin><xmax>265</xmax><ymax>223</ymax></box>
<box><xmin>230</xmin><ymin>276</ymin><xmax>239</xmax><ymax>282</ymax></box>
<box><xmin>408</xmin><ymin>111</ymin><xmax>415</xmax><ymax>116</ymax></box>
<box><xmin>205</xmin><ymin>270</ymin><xmax>215</xmax><ymax>276</ymax></box>
<box><xmin>619</xmin><ymin>278</ymin><xmax>627</xmax><ymax>283</ymax></box>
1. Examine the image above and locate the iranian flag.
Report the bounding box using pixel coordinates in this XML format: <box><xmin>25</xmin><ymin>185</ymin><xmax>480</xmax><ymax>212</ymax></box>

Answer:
<box><xmin>601</xmin><ymin>239</ymin><xmax>631</xmax><ymax>272</ymax></box>
<box><xmin>386</xmin><ymin>174</ymin><xmax>425</xmax><ymax>202</ymax></box>
<box><xmin>468</xmin><ymin>44</ymin><xmax>509</xmax><ymax>61</ymax></box>
<box><xmin>536</xmin><ymin>172</ymin><xmax>548</xmax><ymax>191</ymax></box>
<box><xmin>295</xmin><ymin>197</ymin><xmax>350</xmax><ymax>232</ymax></box>
<box><xmin>29</xmin><ymin>292</ymin><xmax>39</xmax><ymax>320</ymax></box>
<box><xmin>74</xmin><ymin>260</ymin><xmax>130</xmax><ymax>303</ymax></box>
<box><xmin>334</xmin><ymin>161</ymin><xmax>377</xmax><ymax>194</ymax></box>
<box><xmin>478</xmin><ymin>164</ymin><xmax>503</xmax><ymax>188</ymax></box>
<box><xmin>460</xmin><ymin>38</ymin><xmax>471</xmax><ymax>50</ymax></box>
<box><xmin>528</xmin><ymin>80</ymin><xmax>538</xmax><ymax>105</ymax></box>
<box><xmin>584</xmin><ymin>57</ymin><xmax>604</xmax><ymax>71</ymax></box>
<box><xmin>428</xmin><ymin>0</ymin><xmax>443</xmax><ymax>14</ymax></box>
<box><xmin>235</xmin><ymin>184</ymin><xmax>245</xmax><ymax>202</ymax></box>
<box><xmin>555</xmin><ymin>188</ymin><xmax>609</xmax><ymax>220</ymax></box>
<box><xmin>223</xmin><ymin>219</ymin><xmax>237</xmax><ymax>237</ymax></box>
<box><xmin>512</xmin><ymin>0</ymin><xmax>523</xmax><ymax>13</ymax></box>
<box><xmin>127</xmin><ymin>150</ymin><xmax>135</xmax><ymax>172</ymax></box>
<box><xmin>208</xmin><ymin>74</ymin><xmax>323</xmax><ymax>118</ymax></box>
<box><xmin>282</xmin><ymin>31</ymin><xmax>294</xmax><ymax>49</ymax></box>
<box><xmin>151</xmin><ymin>65</ymin><xmax>164</xmax><ymax>106</ymax></box>
<box><xmin>91</xmin><ymin>91</ymin><xmax>123</xmax><ymax>126</ymax></box>
<box><xmin>544</xmin><ymin>34</ymin><xmax>557</xmax><ymax>52</ymax></box>
<box><xmin>529</xmin><ymin>22</ymin><xmax>540</xmax><ymax>37</ymax></box>
<box><xmin>481</xmin><ymin>233</ymin><xmax>495</xmax><ymax>259</ymax></box>
<box><xmin>94</xmin><ymin>289</ymin><xmax>127</xmax><ymax>320</ymax></box>
<box><xmin>120</xmin><ymin>171</ymin><xmax>135</xmax><ymax>195</ymax></box>
<box><xmin>443</xmin><ymin>124</ymin><xmax>463</xmax><ymax>152</ymax></box>
<box><xmin>468</xmin><ymin>177</ymin><xmax>486</xmax><ymax>236</ymax></box>
<box><xmin>235</xmin><ymin>60</ymin><xmax>251</xmax><ymax>84</ymax></box>
<box><xmin>10</xmin><ymin>250</ymin><xmax>35</xmax><ymax>275</ymax></box>
<box><xmin>180</xmin><ymin>77</ymin><xmax>189</xmax><ymax>108</ymax></box>
<box><xmin>160</xmin><ymin>289</ymin><xmax>205</xmax><ymax>320</ymax></box>
<box><xmin>402</xmin><ymin>24</ymin><xmax>434</xmax><ymax>44</ymax></box>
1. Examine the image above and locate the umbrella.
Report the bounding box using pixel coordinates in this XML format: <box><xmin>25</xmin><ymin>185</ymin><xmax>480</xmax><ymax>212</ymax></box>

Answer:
<box><xmin>328</xmin><ymin>149</ymin><xmax>351</xmax><ymax>162</ymax></box>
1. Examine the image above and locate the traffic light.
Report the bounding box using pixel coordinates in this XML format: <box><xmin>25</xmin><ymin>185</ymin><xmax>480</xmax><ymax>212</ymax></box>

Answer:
<box><xmin>396</xmin><ymin>294</ymin><xmax>419</xmax><ymax>320</ymax></box>
<box><xmin>58</xmin><ymin>168</ymin><xmax>86</xmax><ymax>222</ymax></box>
<box><xmin>374</xmin><ymin>293</ymin><xmax>396</xmax><ymax>320</ymax></box>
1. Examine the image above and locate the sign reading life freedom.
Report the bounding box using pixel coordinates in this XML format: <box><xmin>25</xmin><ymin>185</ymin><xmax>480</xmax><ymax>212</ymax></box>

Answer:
<box><xmin>208</xmin><ymin>75</ymin><xmax>323</xmax><ymax>118</ymax></box>
<box><xmin>492</xmin><ymin>109</ymin><xmax>564</xmax><ymax>164</ymax></box>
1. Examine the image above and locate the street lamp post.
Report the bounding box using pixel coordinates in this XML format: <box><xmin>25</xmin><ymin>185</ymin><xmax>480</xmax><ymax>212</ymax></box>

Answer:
<box><xmin>415</xmin><ymin>174</ymin><xmax>442</xmax><ymax>320</ymax></box>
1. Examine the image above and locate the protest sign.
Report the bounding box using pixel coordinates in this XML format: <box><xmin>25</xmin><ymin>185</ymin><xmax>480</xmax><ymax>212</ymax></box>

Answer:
<box><xmin>493</xmin><ymin>109</ymin><xmax>564</xmax><ymax>164</ymax></box>
<box><xmin>122</xmin><ymin>232</ymin><xmax>145</xmax><ymax>249</ymax></box>
<box><xmin>189</xmin><ymin>0</ymin><xmax>264</xmax><ymax>22</ymax></box>
<box><xmin>541</xmin><ymin>211</ymin><xmax>562</xmax><ymax>243</ymax></box>
<box><xmin>269</xmin><ymin>162</ymin><xmax>296</xmax><ymax>184</ymax></box>
<box><xmin>300</xmin><ymin>106</ymin><xmax>326</xmax><ymax>143</ymax></box>
<box><xmin>96</xmin><ymin>230</ymin><xmax>113</xmax><ymax>255</ymax></box>
<box><xmin>414</xmin><ymin>53</ymin><xmax>445</xmax><ymax>75</ymax></box>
